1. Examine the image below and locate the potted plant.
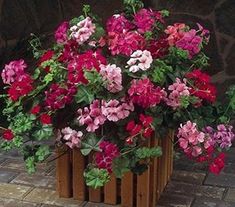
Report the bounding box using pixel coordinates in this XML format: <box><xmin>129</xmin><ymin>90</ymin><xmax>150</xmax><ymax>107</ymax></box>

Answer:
<box><xmin>0</xmin><ymin>0</ymin><xmax>234</xmax><ymax>206</ymax></box>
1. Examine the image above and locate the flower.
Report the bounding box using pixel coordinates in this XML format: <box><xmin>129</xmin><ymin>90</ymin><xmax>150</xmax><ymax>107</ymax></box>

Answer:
<box><xmin>175</xmin><ymin>29</ymin><xmax>202</xmax><ymax>58</ymax></box>
<box><xmin>95</xmin><ymin>141</ymin><xmax>120</xmax><ymax>173</ymax></box>
<box><xmin>99</xmin><ymin>64</ymin><xmax>123</xmax><ymax>93</ymax></box>
<box><xmin>107</xmin><ymin>31</ymin><xmax>146</xmax><ymax>56</ymax></box>
<box><xmin>106</xmin><ymin>14</ymin><xmax>134</xmax><ymax>33</ymax></box>
<box><xmin>30</xmin><ymin>105</ymin><xmax>41</xmax><ymax>114</ymax></box>
<box><xmin>134</xmin><ymin>8</ymin><xmax>164</xmax><ymax>34</ymax></box>
<box><xmin>8</xmin><ymin>75</ymin><xmax>33</xmax><ymax>101</ymax></box>
<box><xmin>2</xmin><ymin>129</ymin><xmax>14</xmax><ymax>141</ymax></box>
<box><xmin>61</xmin><ymin>127</ymin><xmax>83</xmax><ymax>148</ymax></box>
<box><xmin>1</xmin><ymin>59</ymin><xmax>27</xmax><ymax>84</ymax></box>
<box><xmin>67</xmin><ymin>50</ymin><xmax>106</xmax><ymax>84</ymax></box>
<box><xmin>186</xmin><ymin>69</ymin><xmax>216</xmax><ymax>103</ymax></box>
<box><xmin>39</xmin><ymin>50</ymin><xmax>55</xmax><ymax>72</ymax></box>
<box><xmin>165</xmin><ymin>23</ymin><xmax>186</xmax><ymax>46</ymax></box>
<box><xmin>128</xmin><ymin>78</ymin><xmax>165</xmax><ymax>108</ymax></box>
<box><xmin>55</xmin><ymin>21</ymin><xmax>69</xmax><ymax>44</ymax></box>
<box><xmin>165</xmin><ymin>78</ymin><xmax>191</xmax><ymax>109</ymax></box>
<box><xmin>147</xmin><ymin>37</ymin><xmax>169</xmax><ymax>59</ymax></box>
<box><xmin>40</xmin><ymin>114</ymin><xmax>52</xmax><ymax>125</ymax></box>
<box><xmin>209</xmin><ymin>153</ymin><xmax>225</xmax><ymax>175</ymax></box>
<box><xmin>126</xmin><ymin>50</ymin><xmax>153</xmax><ymax>73</ymax></box>
<box><xmin>70</xmin><ymin>17</ymin><xmax>96</xmax><ymax>45</ymax></box>
<box><xmin>45</xmin><ymin>83</ymin><xmax>77</xmax><ymax>110</ymax></box>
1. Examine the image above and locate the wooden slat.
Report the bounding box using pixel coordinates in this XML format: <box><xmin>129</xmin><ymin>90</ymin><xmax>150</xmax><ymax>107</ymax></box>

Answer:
<box><xmin>170</xmin><ymin>130</ymin><xmax>174</xmax><ymax>175</ymax></box>
<box><xmin>56</xmin><ymin>145</ymin><xmax>72</xmax><ymax>198</ymax></box>
<box><xmin>73</xmin><ymin>148</ymin><xmax>86</xmax><ymax>200</ymax></box>
<box><xmin>104</xmin><ymin>174</ymin><xmax>117</xmax><ymax>204</ymax></box>
<box><xmin>121</xmin><ymin>172</ymin><xmax>134</xmax><ymax>207</ymax></box>
<box><xmin>162</xmin><ymin>136</ymin><xmax>168</xmax><ymax>188</ymax></box>
<box><xmin>137</xmin><ymin>139</ymin><xmax>151</xmax><ymax>207</ymax></box>
<box><xmin>156</xmin><ymin>138</ymin><xmax>162</xmax><ymax>200</ymax></box>
<box><xmin>149</xmin><ymin>137</ymin><xmax>158</xmax><ymax>207</ymax></box>
<box><xmin>88</xmin><ymin>154</ymin><xmax>102</xmax><ymax>203</ymax></box>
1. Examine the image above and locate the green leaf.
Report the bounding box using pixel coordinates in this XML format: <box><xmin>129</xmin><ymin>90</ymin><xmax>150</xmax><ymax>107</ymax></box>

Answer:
<box><xmin>112</xmin><ymin>157</ymin><xmax>130</xmax><ymax>178</ymax></box>
<box><xmin>33</xmin><ymin>68</ymin><xmax>41</xmax><ymax>80</ymax></box>
<box><xmin>33</xmin><ymin>125</ymin><xmax>53</xmax><ymax>141</ymax></box>
<box><xmin>84</xmin><ymin>168</ymin><xmax>110</xmax><ymax>188</ymax></box>
<box><xmin>135</xmin><ymin>146</ymin><xmax>162</xmax><ymax>159</ymax></box>
<box><xmin>35</xmin><ymin>145</ymin><xmax>50</xmax><ymax>161</ymax></box>
<box><xmin>75</xmin><ymin>85</ymin><xmax>94</xmax><ymax>104</ymax></box>
<box><xmin>25</xmin><ymin>156</ymin><xmax>36</xmax><ymax>174</ymax></box>
<box><xmin>80</xmin><ymin>133</ymin><xmax>101</xmax><ymax>156</ymax></box>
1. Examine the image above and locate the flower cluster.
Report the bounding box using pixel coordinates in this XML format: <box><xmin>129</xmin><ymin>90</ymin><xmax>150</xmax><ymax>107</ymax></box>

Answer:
<box><xmin>1</xmin><ymin>1</ymin><xmax>234</xmax><ymax>186</ymax></box>
<box><xmin>126</xmin><ymin>50</ymin><xmax>153</xmax><ymax>73</ymax></box>
<box><xmin>128</xmin><ymin>78</ymin><xmax>165</xmax><ymax>108</ymax></box>
<box><xmin>69</xmin><ymin>17</ymin><xmax>96</xmax><ymax>45</ymax></box>
<box><xmin>95</xmin><ymin>141</ymin><xmax>120</xmax><ymax>173</ymax></box>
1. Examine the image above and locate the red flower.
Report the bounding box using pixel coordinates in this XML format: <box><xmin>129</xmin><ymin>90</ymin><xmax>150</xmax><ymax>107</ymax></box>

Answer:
<box><xmin>40</xmin><ymin>114</ymin><xmax>51</xmax><ymax>125</ymax></box>
<box><xmin>142</xmin><ymin>127</ymin><xmax>153</xmax><ymax>138</ymax></box>
<box><xmin>209</xmin><ymin>153</ymin><xmax>225</xmax><ymax>175</ymax></box>
<box><xmin>2</xmin><ymin>129</ymin><xmax>14</xmax><ymax>141</ymax></box>
<box><xmin>147</xmin><ymin>37</ymin><xmax>169</xmax><ymax>59</ymax></box>
<box><xmin>39</xmin><ymin>50</ymin><xmax>55</xmax><ymax>72</ymax></box>
<box><xmin>30</xmin><ymin>105</ymin><xmax>41</xmax><ymax>114</ymax></box>
<box><xmin>139</xmin><ymin>114</ymin><xmax>153</xmax><ymax>127</ymax></box>
<box><xmin>8</xmin><ymin>75</ymin><xmax>33</xmax><ymax>101</ymax></box>
<box><xmin>126</xmin><ymin>120</ymin><xmax>142</xmax><ymax>136</ymax></box>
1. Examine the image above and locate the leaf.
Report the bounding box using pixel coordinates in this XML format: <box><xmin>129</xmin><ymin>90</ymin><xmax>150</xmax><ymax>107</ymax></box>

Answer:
<box><xmin>75</xmin><ymin>85</ymin><xmax>94</xmax><ymax>104</ymax></box>
<box><xmin>25</xmin><ymin>156</ymin><xmax>36</xmax><ymax>174</ymax></box>
<box><xmin>35</xmin><ymin>145</ymin><xmax>50</xmax><ymax>161</ymax></box>
<box><xmin>33</xmin><ymin>68</ymin><xmax>41</xmax><ymax>80</ymax></box>
<box><xmin>135</xmin><ymin>146</ymin><xmax>162</xmax><ymax>159</ymax></box>
<box><xmin>84</xmin><ymin>168</ymin><xmax>110</xmax><ymax>189</ymax></box>
<box><xmin>33</xmin><ymin>125</ymin><xmax>53</xmax><ymax>141</ymax></box>
<box><xmin>80</xmin><ymin>133</ymin><xmax>101</xmax><ymax>156</ymax></box>
<box><xmin>112</xmin><ymin>157</ymin><xmax>130</xmax><ymax>178</ymax></box>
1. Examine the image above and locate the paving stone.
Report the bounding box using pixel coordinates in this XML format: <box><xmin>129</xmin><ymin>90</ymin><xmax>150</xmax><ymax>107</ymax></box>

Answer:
<box><xmin>171</xmin><ymin>170</ymin><xmax>206</xmax><ymax>185</ymax></box>
<box><xmin>0</xmin><ymin>169</ymin><xmax>18</xmax><ymax>183</ymax></box>
<box><xmin>205</xmin><ymin>173</ymin><xmax>235</xmax><ymax>188</ymax></box>
<box><xmin>0</xmin><ymin>198</ymin><xmax>39</xmax><ymax>207</ymax></box>
<box><xmin>24</xmin><ymin>188</ymin><xmax>84</xmax><ymax>206</ymax></box>
<box><xmin>0</xmin><ymin>183</ymin><xmax>32</xmax><ymax>200</ymax></box>
<box><xmin>1</xmin><ymin>159</ymin><xmax>27</xmax><ymax>171</ymax></box>
<box><xmin>165</xmin><ymin>181</ymin><xmax>225</xmax><ymax>199</ymax></box>
<box><xmin>84</xmin><ymin>202</ymin><xmax>120</xmax><ymax>207</ymax></box>
<box><xmin>192</xmin><ymin>197</ymin><xmax>235</xmax><ymax>207</ymax></box>
<box><xmin>157</xmin><ymin>193</ymin><xmax>193</xmax><ymax>207</ymax></box>
<box><xmin>224</xmin><ymin>188</ymin><xmax>235</xmax><ymax>202</ymax></box>
<box><xmin>11</xmin><ymin>173</ymin><xmax>55</xmax><ymax>189</ymax></box>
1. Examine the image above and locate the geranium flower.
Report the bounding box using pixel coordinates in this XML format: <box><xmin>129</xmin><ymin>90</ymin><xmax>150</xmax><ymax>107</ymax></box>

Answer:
<box><xmin>61</xmin><ymin>127</ymin><xmax>83</xmax><ymax>148</ymax></box>
<box><xmin>1</xmin><ymin>59</ymin><xmax>27</xmax><ymax>84</ymax></box>
<box><xmin>55</xmin><ymin>21</ymin><xmax>69</xmax><ymax>44</ymax></box>
<box><xmin>39</xmin><ymin>50</ymin><xmax>55</xmax><ymax>72</ymax></box>
<box><xmin>30</xmin><ymin>105</ymin><xmax>41</xmax><ymax>115</ymax></box>
<box><xmin>2</xmin><ymin>129</ymin><xmax>14</xmax><ymax>141</ymax></box>
<box><xmin>40</xmin><ymin>114</ymin><xmax>52</xmax><ymax>125</ymax></box>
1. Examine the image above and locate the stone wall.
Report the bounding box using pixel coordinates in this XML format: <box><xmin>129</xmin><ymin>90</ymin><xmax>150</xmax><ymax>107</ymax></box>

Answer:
<box><xmin>0</xmin><ymin>0</ymin><xmax>234</xmax><ymax>90</ymax></box>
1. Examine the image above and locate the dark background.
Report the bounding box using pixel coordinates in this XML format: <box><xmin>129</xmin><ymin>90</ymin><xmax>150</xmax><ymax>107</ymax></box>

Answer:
<box><xmin>0</xmin><ymin>0</ymin><xmax>234</xmax><ymax>123</ymax></box>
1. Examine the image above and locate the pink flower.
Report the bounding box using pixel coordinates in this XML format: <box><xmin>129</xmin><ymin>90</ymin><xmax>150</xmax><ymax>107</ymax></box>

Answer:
<box><xmin>107</xmin><ymin>31</ymin><xmax>146</xmax><ymax>56</ymax></box>
<box><xmin>165</xmin><ymin>23</ymin><xmax>186</xmax><ymax>46</ymax></box>
<box><xmin>134</xmin><ymin>8</ymin><xmax>164</xmax><ymax>34</ymax></box>
<box><xmin>175</xmin><ymin>29</ymin><xmax>202</xmax><ymax>58</ymax></box>
<box><xmin>99</xmin><ymin>64</ymin><xmax>123</xmax><ymax>93</ymax></box>
<box><xmin>126</xmin><ymin>50</ymin><xmax>153</xmax><ymax>73</ymax></box>
<box><xmin>1</xmin><ymin>59</ymin><xmax>27</xmax><ymax>84</ymax></box>
<box><xmin>61</xmin><ymin>127</ymin><xmax>83</xmax><ymax>148</ymax></box>
<box><xmin>165</xmin><ymin>78</ymin><xmax>191</xmax><ymax>109</ymax></box>
<box><xmin>128</xmin><ymin>78</ymin><xmax>165</xmax><ymax>108</ymax></box>
<box><xmin>177</xmin><ymin>121</ymin><xmax>206</xmax><ymax>157</ymax></box>
<box><xmin>106</xmin><ymin>14</ymin><xmax>134</xmax><ymax>33</ymax></box>
<box><xmin>70</xmin><ymin>17</ymin><xmax>96</xmax><ymax>45</ymax></box>
<box><xmin>55</xmin><ymin>21</ymin><xmax>69</xmax><ymax>44</ymax></box>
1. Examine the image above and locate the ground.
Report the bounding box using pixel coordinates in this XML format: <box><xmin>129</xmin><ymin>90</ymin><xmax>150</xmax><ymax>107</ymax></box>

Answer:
<box><xmin>0</xmin><ymin>147</ymin><xmax>234</xmax><ymax>207</ymax></box>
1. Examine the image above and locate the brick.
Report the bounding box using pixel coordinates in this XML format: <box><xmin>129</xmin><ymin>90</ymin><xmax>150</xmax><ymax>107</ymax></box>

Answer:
<box><xmin>192</xmin><ymin>197</ymin><xmax>235</xmax><ymax>207</ymax></box>
<box><xmin>157</xmin><ymin>193</ymin><xmax>193</xmax><ymax>207</ymax></box>
<box><xmin>165</xmin><ymin>181</ymin><xmax>225</xmax><ymax>199</ymax></box>
<box><xmin>0</xmin><ymin>183</ymin><xmax>31</xmax><ymax>200</ymax></box>
<box><xmin>0</xmin><ymin>198</ymin><xmax>39</xmax><ymax>207</ymax></box>
<box><xmin>225</xmin><ymin>188</ymin><xmax>235</xmax><ymax>202</ymax></box>
<box><xmin>84</xmin><ymin>202</ymin><xmax>120</xmax><ymax>207</ymax></box>
<box><xmin>24</xmin><ymin>188</ymin><xmax>84</xmax><ymax>206</ymax></box>
<box><xmin>171</xmin><ymin>170</ymin><xmax>206</xmax><ymax>185</ymax></box>
<box><xmin>205</xmin><ymin>173</ymin><xmax>235</xmax><ymax>188</ymax></box>
<box><xmin>11</xmin><ymin>173</ymin><xmax>55</xmax><ymax>189</ymax></box>
<box><xmin>0</xmin><ymin>169</ymin><xmax>18</xmax><ymax>183</ymax></box>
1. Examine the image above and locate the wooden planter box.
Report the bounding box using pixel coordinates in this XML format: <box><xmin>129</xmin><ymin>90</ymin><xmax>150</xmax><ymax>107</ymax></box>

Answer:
<box><xmin>56</xmin><ymin>131</ymin><xmax>174</xmax><ymax>207</ymax></box>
